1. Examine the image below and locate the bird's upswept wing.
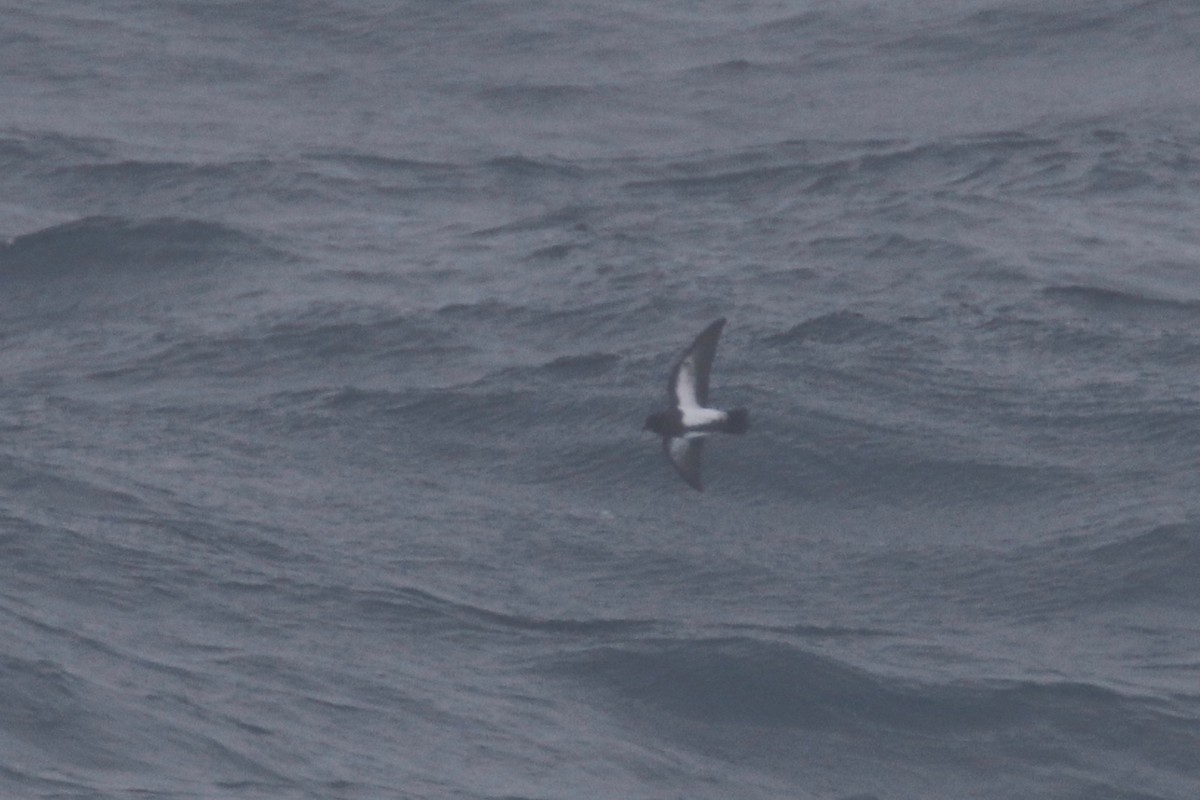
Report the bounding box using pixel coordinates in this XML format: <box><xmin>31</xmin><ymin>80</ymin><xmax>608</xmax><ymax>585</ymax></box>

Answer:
<box><xmin>667</xmin><ymin>317</ymin><xmax>725</xmax><ymax>410</ymax></box>
<box><xmin>663</xmin><ymin>436</ymin><xmax>705</xmax><ymax>492</ymax></box>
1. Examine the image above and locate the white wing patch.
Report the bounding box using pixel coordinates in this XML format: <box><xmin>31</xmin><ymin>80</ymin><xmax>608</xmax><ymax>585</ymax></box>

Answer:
<box><xmin>675</xmin><ymin>354</ymin><xmax>723</xmax><ymax>426</ymax></box>
<box><xmin>664</xmin><ymin>436</ymin><xmax>704</xmax><ymax>491</ymax></box>
<box><xmin>680</xmin><ymin>407</ymin><xmax>724</xmax><ymax>428</ymax></box>
<box><xmin>673</xmin><ymin>355</ymin><xmax>701</xmax><ymax>410</ymax></box>
<box><xmin>667</xmin><ymin>436</ymin><xmax>693</xmax><ymax>461</ymax></box>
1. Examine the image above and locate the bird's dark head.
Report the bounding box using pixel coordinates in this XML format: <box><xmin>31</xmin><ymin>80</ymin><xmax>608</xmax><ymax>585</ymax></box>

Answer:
<box><xmin>643</xmin><ymin>412</ymin><xmax>681</xmax><ymax>438</ymax></box>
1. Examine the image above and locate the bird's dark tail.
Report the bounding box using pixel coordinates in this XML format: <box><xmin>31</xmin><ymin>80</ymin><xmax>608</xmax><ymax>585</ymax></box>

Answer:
<box><xmin>723</xmin><ymin>408</ymin><xmax>750</xmax><ymax>434</ymax></box>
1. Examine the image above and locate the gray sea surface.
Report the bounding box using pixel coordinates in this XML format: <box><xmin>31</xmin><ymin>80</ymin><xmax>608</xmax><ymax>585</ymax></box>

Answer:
<box><xmin>3</xmin><ymin>2</ymin><xmax>1200</xmax><ymax>798</ymax></box>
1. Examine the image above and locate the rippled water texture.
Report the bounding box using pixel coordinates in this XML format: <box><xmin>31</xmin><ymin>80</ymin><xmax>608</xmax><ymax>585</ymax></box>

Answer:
<box><xmin>3</xmin><ymin>2</ymin><xmax>1200</xmax><ymax>798</ymax></box>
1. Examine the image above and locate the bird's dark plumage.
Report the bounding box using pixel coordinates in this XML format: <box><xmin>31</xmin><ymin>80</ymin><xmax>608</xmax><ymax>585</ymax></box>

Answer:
<box><xmin>643</xmin><ymin>317</ymin><xmax>748</xmax><ymax>491</ymax></box>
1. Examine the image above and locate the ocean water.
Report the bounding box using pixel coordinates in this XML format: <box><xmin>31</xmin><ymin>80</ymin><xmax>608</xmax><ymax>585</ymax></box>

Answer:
<box><xmin>3</xmin><ymin>1</ymin><xmax>1200</xmax><ymax>798</ymax></box>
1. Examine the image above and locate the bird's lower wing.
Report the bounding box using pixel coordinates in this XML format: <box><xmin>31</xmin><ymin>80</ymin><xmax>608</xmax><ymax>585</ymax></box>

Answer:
<box><xmin>663</xmin><ymin>436</ymin><xmax>705</xmax><ymax>491</ymax></box>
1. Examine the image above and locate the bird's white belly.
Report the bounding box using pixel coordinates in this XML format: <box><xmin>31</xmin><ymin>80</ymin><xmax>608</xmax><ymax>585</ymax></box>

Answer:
<box><xmin>680</xmin><ymin>406</ymin><xmax>724</xmax><ymax>427</ymax></box>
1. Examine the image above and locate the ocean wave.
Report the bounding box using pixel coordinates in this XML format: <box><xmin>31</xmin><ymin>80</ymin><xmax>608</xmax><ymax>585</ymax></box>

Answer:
<box><xmin>1044</xmin><ymin>283</ymin><xmax>1200</xmax><ymax>317</ymax></box>
<box><xmin>0</xmin><ymin>453</ymin><xmax>146</xmax><ymax>519</ymax></box>
<box><xmin>1088</xmin><ymin>521</ymin><xmax>1200</xmax><ymax>605</ymax></box>
<box><xmin>881</xmin><ymin>2</ymin><xmax>1197</xmax><ymax>68</ymax></box>
<box><xmin>765</xmin><ymin>311</ymin><xmax>897</xmax><ymax>346</ymax></box>
<box><xmin>0</xmin><ymin>215</ymin><xmax>279</xmax><ymax>278</ymax></box>
<box><xmin>88</xmin><ymin>306</ymin><xmax>458</xmax><ymax>384</ymax></box>
<box><xmin>615</xmin><ymin>126</ymin><xmax>1200</xmax><ymax>218</ymax></box>
<box><xmin>944</xmin><ymin>517</ymin><xmax>1200</xmax><ymax>624</ymax></box>
<box><xmin>44</xmin><ymin>157</ymin><xmax>318</xmax><ymax>208</ymax></box>
<box><xmin>536</xmin><ymin>351</ymin><xmax>621</xmax><ymax>377</ymax></box>
<box><xmin>353</xmin><ymin>586</ymin><xmax>653</xmax><ymax>639</ymax></box>
<box><xmin>0</xmin><ymin>655</ymin><xmax>138</xmax><ymax>773</ymax></box>
<box><xmin>0</xmin><ymin>128</ymin><xmax>111</xmax><ymax>172</ymax></box>
<box><xmin>554</xmin><ymin>635</ymin><xmax>1180</xmax><ymax>736</ymax></box>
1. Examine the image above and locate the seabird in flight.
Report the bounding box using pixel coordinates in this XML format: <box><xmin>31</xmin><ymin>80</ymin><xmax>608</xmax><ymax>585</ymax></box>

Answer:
<box><xmin>643</xmin><ymin>318</ymin><xmax>749</xmax><ymax>491</ymax></box>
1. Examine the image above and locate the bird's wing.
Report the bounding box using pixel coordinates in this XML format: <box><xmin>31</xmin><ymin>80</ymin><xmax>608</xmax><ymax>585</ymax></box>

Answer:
<box><xmin>663</xmin><ymin>436</ymin><xmax>705</xmax><ymax>492</ymax></box>
<box><xmin>667</xmin><ymin>318</ymin><xmax>725</xmax><ymax>410</ymax></box>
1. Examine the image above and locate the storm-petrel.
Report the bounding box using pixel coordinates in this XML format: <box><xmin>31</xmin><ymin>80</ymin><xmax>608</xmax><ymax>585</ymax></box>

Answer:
<box><xmin>643</xmin><ymin>317</ymin><xmax>749</xmax><ymax>491</ymax></box>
